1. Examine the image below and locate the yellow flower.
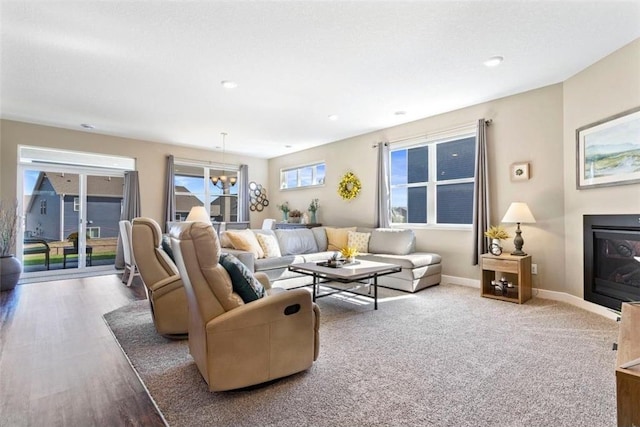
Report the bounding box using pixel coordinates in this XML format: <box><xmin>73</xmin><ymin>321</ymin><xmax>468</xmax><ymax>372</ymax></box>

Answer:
<box><xmin>484</xmin><ymin>225</ymin><xmax>510</xmax><ymax>240</ymax></box>
<box><xmin>340</xmin><ymin>246</ymin><xmax>358</xmax><ymax>259</ymax></box>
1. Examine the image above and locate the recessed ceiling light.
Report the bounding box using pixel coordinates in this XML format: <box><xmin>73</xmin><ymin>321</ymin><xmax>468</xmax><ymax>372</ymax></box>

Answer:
<box><xmin>394</xmin><ymin>111</ymin><xmax>407</xmax><ymax>116</ymax></box>
<box><xmin>483</xmin><ymin>56</ymin><xmax>504</xmax><ymax>67</ymax></box>
<box><xmin>80</xmin><ymin>123</ymin><xmax>95</xmax><ymax>129</ymax></box>
<box><xmin>328</xmin><ymin>114</ymin><xmax>338</xmax><ymax>121</ymax></box>
<box><xmin>221</xmin><ymin>80</ymin><xmax>238</xmax><ymax>89</ymax></box>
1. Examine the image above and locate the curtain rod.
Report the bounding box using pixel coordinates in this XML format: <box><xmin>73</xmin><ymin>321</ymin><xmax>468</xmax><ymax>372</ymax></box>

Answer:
<box><xmin>371</xmin><ymin>119</ymin><xmax>492</xmax><ymax>148</ymax></box>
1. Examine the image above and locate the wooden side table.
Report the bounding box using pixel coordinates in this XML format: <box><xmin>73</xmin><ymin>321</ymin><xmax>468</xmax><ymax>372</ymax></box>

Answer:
<box><xmin>481</xmin><ymin>253</ymin><xmax>532</xmax><ymax>304</ymax></box>
<box><xmin>616</xmin><ymin>303</ymin><xmax>640</xmax><ymax>427</ymax></box>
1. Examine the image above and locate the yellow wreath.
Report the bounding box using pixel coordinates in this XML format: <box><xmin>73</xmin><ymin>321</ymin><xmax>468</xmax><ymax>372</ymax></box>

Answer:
<box><xmin>337</xmin><ymin>172</ymin><xmax>361</xmax><ymax>200</ymax></box>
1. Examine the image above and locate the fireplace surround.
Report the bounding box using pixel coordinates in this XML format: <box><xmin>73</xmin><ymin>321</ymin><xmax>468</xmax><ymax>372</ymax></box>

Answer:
<box><xmin>584</xmin><ymin>214</ymin><xmax>640</xmax><ymax>311</ymax></box>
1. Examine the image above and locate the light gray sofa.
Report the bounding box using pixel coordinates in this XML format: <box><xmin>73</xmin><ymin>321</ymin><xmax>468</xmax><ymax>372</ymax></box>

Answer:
<box><xmin>220</xmin><ymin>227</ymin><xmax>441</xmax><ymax>293</ymax></box>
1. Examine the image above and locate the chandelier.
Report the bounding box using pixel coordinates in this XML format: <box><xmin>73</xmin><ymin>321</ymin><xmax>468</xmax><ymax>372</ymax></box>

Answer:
<box><xmin>211</xmin><ymin>132</ymin><xmax>237</xmax><ymax>188</ymax></box>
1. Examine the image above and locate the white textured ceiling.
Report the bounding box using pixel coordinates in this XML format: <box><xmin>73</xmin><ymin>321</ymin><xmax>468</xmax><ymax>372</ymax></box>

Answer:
<box><xmin>2</xmin><ymin>1</ymin><xmax>640</xmax><ymax>159</ymax></box>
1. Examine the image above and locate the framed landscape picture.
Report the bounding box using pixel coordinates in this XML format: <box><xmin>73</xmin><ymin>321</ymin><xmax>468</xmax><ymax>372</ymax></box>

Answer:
<box><xmin>576</xmin><ymin>106</ymin><xmax>640</xmax><ymax>189</ymax></box>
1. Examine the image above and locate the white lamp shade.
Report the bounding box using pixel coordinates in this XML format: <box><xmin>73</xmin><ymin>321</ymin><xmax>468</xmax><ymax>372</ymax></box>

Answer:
<box><xmin>186</xmin><ymin>206</ymin><xmax>211</xmax><ymax>223</ymax></box>
<box><xmin>501</xmin><ymin>202</ymin><xmax>536</xmax><ymax>224</ymax></box>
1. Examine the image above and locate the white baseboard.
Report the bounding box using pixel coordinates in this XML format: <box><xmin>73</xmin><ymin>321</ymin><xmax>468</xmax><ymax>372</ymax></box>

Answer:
<box><xmin>440</xmin><ymin>275</ymin><xmax>618</xmax><ymax>321</ymax></box>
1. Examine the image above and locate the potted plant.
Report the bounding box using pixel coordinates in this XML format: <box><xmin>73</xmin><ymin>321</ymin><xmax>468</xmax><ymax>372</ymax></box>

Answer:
<box><xmin>288</xmin><ymin>209</ymin><xmax>303</xmax><ymax>223</ymax></box>
<box><xmin>277</xmin><ymin>202</ymin><xmax>290</xmax><ymax>222</ymax></box>
<box><xmin>484</xmin><ymin>225</ymin><xmax>510</xmax><ymax>256</ymax></box>
<box><xmin>308</xmin><ymin>198</ymin><xmax>319</xmax><ymax>224</ymax></box>
<box><xmin>0</xmin><ymin>199</ymin><xmax>22</xmax><ymax>291</ymax></box>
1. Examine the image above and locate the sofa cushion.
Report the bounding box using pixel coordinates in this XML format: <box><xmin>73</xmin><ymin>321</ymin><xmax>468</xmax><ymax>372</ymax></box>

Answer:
<box><xmin>219</xmin><ymin>253</ymin><xmax>265</xmax><ymax>303</ymax></box>
<box><xmin>256</xmin><ymin>233</ymin><xmax>282</xmax><ymax>258</ymax></box>
<box><xmin>255</xmin><ymin>254</ymin><xmax>305</xmax><ymax>271</ymax></box>
<box><xmin>348</xmin><ymin>231</ymin><xmax>371</xmax><ymax>253</ymax></box>
<box><xmin>275</xmin><ymin>229</ymin><xmax>318</xmax><ymax>255</ymax></box>
<box><xmin>312</xmin><ymin>227</ymin><xmax>328</xmax><ymax>252</ymax></box>
<box><xmin>224</xmin><ymin>230</ymin><xmax>265</xmax><ymax>259</ymax></box>
<box><xmin>325</xmin><ymin>227</ymin><xmax>357</xmax><ymax>251</ymax></box>
<box><xmin>368</xmin><ymin>229</ymin><xmax>415</xmax><ymax>255</ymax></box>
<box><xmin>358</xmin><ymin>252</ymin><xmax>441</xmax><ymax>269</ymax></box>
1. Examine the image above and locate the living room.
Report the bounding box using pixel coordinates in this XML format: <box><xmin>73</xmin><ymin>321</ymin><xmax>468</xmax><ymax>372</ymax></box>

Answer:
<box><xmin>1</xmin><ymin>2</ymin><xmax>640</xmax><ymax>426</ymax></box>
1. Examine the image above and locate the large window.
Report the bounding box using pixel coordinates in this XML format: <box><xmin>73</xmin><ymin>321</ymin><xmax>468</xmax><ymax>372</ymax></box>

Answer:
<box><xmin>390</xmin><ymin>132</ymin><xmax>476</xmax><ymax>226</ymax></box>
<box><xmin>173</xmin><ymin>161</ymin><xmax>238</xmax><ymax>222</ymax></box>
<box><xmin>280</xmin><ymin>162</ymin><xmax>325</xmax><ymax>190</ymax></box>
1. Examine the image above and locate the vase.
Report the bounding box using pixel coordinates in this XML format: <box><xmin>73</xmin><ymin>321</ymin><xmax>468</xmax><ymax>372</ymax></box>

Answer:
<box><xmin>490</xmin><ymin>238</ymin><xmax>503</xmax><ymax>256</ymax></box>
<box><xmin>310</xmin><ymin>211</ymin><xmax>317</xmax><ymax>224</ymax></box>
<box><xmin>289</xmin><ymin>217</ymin><xmax>301</xmax><ymax>224</ymax></box>
<box><xmin>0</xmin><ymin>255</ymin><xmax>22</xmax><ymax>291</ymax></box>
<box><xmin>282</xmin><ymin>211</ymin><xmax>288</xmax><ymax>222</ymax></box>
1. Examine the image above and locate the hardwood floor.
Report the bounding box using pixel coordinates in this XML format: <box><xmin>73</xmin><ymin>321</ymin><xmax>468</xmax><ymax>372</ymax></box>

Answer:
<box><xmin>0</xmin><ymin>275</ymin><xmax>165</xmax><ymax>426</ymax></box>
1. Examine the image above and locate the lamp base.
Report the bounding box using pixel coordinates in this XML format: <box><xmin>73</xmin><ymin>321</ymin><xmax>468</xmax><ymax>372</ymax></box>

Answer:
<box><xmin>510</xmin><ymin>250</ymin><xmax>527</xmax><ymax>256</ymax></box>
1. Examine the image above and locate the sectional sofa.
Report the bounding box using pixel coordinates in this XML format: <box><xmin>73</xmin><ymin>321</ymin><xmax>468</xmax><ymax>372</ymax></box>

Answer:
<box><xmin>219</xmin><ymin>226</ymin><xmax>442</xmax><ymax>293</ymax></box>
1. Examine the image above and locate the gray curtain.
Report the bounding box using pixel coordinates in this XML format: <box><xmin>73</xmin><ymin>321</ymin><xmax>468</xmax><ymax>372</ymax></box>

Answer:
<box><xmin>238</xmin><ymin>164</ymin><xmax>250</xmax><ymax>222</ymax></box>
<box><xmin>115</xmin><ymin>170</ymin><xmax>141</xmax><ymax>269</ymax></box>
<box><xmin>472</xmin><ymin>119</ymin><xmax>490</xmax><ymax>265</ymax></box>
<box><xmin>164</xmin><ymin>155</ymin><xmax>176</xmax><ymax>232</ymax></box>
<box><xmin>374</xmin><ymin>142</ymin><xmax>391</xmax><ymax>228</ymax></box>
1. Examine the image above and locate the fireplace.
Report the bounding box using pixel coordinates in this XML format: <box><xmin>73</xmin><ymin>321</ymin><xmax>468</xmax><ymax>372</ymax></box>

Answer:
<box><xmin>584</xmin><ymin>215</ymin><xmax>640</xmax><ymax>311</ymax></box>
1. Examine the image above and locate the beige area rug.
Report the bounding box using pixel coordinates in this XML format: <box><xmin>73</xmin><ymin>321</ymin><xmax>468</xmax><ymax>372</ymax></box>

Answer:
<box><xmin>104</xmin><ymin>284</ymin><xmax>620</xmax><ymax>427</ymax></box>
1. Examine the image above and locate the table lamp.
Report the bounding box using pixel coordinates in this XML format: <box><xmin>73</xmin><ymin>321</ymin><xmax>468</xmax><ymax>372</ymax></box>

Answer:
<box><xmin>501</xmin><ymin>202</ymin><xmax>536</xmax><ymax>256</ymax></box>
<box><xmin>186</xmin><ymin>206</ymin><xmax>211</xmax><ymax>223</ymax></box>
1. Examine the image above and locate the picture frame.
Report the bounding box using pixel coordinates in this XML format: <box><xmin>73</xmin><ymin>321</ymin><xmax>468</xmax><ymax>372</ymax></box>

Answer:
<box><xmin>576</xmin><ymin>106</ymin><xmax>640</xmax><ymax>189</ymax></box>
<box><xmin>510</xmin><ymin>162</ymin><xmax>530</xmax><ymax>181</ymax></box>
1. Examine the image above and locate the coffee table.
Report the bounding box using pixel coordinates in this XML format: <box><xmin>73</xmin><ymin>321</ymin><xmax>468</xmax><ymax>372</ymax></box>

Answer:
<box><xmin>288</xmin><ymin>260</ymin><xmax>401</xmax><ymax>310</ymax></box>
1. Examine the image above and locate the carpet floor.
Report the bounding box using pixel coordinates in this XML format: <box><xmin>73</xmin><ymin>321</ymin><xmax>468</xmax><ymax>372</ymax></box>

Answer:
<box><xmin>104</xmin><ymin>284</ymin><xmax>619</xmax><ymax>427</ymax></box>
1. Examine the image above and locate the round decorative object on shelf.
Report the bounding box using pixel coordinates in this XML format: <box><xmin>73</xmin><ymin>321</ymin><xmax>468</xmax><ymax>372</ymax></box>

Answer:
<box><xmin>490</xmin><ymin>239</ymin><xmax>503</xmax><ymax>256</ymax></box>
<box><xmin>337</xmin><ymin>172</ymin><xmax>361</xmax><ymax>200</ymax></box>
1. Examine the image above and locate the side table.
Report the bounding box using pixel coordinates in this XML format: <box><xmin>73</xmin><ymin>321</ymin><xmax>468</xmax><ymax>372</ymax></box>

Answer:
<box><xmin>481</xmin><ymin>253</ymin><xmax>532</xmax><ymax>304</ymax></box>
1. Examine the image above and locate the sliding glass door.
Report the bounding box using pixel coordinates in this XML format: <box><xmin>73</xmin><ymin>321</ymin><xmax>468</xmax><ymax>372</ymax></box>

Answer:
<box><xmin>20</xmin><ymin>167</ymin><xmax>124</xmax><ymax>276</ymax></box>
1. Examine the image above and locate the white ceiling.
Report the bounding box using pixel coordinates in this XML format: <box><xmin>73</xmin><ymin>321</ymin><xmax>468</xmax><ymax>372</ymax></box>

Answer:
<box><xmin>2</xmin><ymin>1</ymin><xmax>640</xmax><ymax>159</ymax></box>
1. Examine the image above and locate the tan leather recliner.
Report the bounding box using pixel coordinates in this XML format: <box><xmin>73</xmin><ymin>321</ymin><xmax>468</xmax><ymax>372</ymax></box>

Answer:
<box><xmin>132</xmin><ymin>217</ymin><xmax>188</xmax><ymax>337</ymax></box>
<box><xmin>169</xmin><ymin>221</ymin><xmax>320</xmax><ymax>392</ymax></box>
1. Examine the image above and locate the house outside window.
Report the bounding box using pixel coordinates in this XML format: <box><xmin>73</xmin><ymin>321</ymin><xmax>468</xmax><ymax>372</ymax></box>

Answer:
<box><xmin>87</xmin><ymin>227</ymin><xmax>100</xmax><ymax>238</ymax></box>
<box><xmin>280</xmin><ymin>162</ymin><xmax>325</xmax><ymax>190</ymax></box>
<box><xmin>73</xmin><ymin>197</ymin><xmax>80</xmax><ymax>212</ymax></box>
<box><xmin>390</xmin><ymin>132</ymin><xmax>476</xmax><ymax>226</ymax></box>
<box><xmin>40</xmin><ymin>200</ymin><xmax>47</xmax><ymax>215</ymax></box>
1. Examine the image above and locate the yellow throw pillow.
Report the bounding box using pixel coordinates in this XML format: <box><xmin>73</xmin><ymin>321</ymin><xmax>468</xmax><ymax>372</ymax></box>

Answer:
<box><xmin>347</xmin><ymin>231</ymin><xmax>371</xmax><ymax>253</ymax></box>
<box><xmin>256</xmin><ymin>233</ymin><xmax>282</xmax><ymax>258</ymax></box>
<box><xmin>225</xmin><ymin>230</ymin><xmax>265</xmax><ymax>259</ymax></box>
<box><xmin>325</xmin><ymin>227</ymin><xmax>357</xmax><ymax>251</ymax></box>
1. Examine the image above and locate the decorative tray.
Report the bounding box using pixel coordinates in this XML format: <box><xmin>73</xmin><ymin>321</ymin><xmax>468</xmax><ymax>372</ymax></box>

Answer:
<box><xmin>316</xmin><ymin>260</ymin><xmax>360</xmax><ymax>268</ymax></box>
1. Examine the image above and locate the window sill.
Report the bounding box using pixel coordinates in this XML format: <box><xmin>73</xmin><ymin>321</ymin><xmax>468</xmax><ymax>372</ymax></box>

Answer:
<box><xmin>391</xmin><ymin>223</ymin><xmax>473</xmax><ymax>231</ymax></box>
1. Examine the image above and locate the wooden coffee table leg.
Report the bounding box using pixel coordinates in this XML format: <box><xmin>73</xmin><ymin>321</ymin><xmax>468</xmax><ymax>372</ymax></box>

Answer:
<box><xmin>312</xmin><ymin>273</ymin><xmax>318</xmax><ymax>302</ymax></box>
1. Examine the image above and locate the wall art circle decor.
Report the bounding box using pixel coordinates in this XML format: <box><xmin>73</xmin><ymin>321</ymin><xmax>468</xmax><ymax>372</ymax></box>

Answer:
<box><xmin>337</xmin><ymin>172</ymin><xmax>361</xmax><ymax>200</ymax></box>
<box><xmin>249</xmin><ymin>182</ymin><xmax>269</xmax><ymax>212</ymax></box>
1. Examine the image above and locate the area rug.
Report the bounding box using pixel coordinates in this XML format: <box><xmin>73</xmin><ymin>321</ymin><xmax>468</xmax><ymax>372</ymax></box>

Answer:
<box><xmin>104</xmin><ymin>284</ymin><xmax>619</xmax><ymax>427</ymax></box>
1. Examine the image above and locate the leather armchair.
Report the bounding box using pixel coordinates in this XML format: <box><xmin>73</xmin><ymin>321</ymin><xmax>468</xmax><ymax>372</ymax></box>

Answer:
<box><xmin>169</xmin><ymin>221</ymin><xmax>320</xmax><ymax>391</ymax></box>
<box><xmin>132</xmin><ymin>217</ymin><xmax>188</xmax><ymax>337</ymax></box>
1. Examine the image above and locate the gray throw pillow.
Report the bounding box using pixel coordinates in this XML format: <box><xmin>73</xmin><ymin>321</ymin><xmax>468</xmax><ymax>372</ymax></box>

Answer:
<box><xmin>219</xmin><ymin>253</ymin><xmax>265</xmax><ymax>303</ymax></box>
<box><xmin>368</xmin><ymin>229</ymin><xmax>415</xmax><ymax>255</ymax></box>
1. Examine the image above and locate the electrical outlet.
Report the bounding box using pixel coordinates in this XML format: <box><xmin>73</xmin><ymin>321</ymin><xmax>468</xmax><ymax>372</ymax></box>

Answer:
<box><xmin>532</xmin><ymin>264</ymin><xmax>538</xmax><ymax>275</ymax></box>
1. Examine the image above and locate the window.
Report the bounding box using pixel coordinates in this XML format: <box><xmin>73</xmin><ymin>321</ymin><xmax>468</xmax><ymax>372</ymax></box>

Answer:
<box><xmin>87</xmin><ymin>227</ymin><xmax>100</xmax><ymax>238</ymax></box>
<box><xmin>390</xmin><ymin>132</ymin><xmax>476</xmax><ymax>226</ymax></box>
<box><xmin>40</xmin><ymin>200</ymin><xmax>47</xmax><ymax>215</ymax></box>
<box><xmin>280</xmin><ymin>162</ymin><xmax>325</xmax><ymax>190</ymax></box>
<box><xmin>73</xmin><ymin>197</ymin><xmax>80</xmax><ymax>212</ymax></box>
<box><xmin>173</xmin><ymin>160</ymin><xmax>238</xmax><ymax>222</ymax></box>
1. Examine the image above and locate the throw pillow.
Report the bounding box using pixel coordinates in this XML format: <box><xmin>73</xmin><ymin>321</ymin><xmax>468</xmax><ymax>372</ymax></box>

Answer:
<box><xmin>347</xmin><ymin>231</ymin><xmax>371</xmax><ymax>253</ymax></box>
<box><xmin>256</xmin><ymin>233</ymin><xmax>282</xmax><ymax>258</ymax></box>
<box><xmin>161</xmin><ymin>234</ymin><xmax>176</xmax><ymax>263</ymax></box>
<box><xmin>219</xmin><ymin>253</ymin><xmax>265</xmax><ymax>303</ymax></box>
<box><xmin>325</xmin><ymin>227</ymin><xmax>357</xmax><ymax>251</ymax></box>
<box><xmin>225</xmin><ymin>230</ymin><xmax>265</xmax><ymax>259</ymax></box>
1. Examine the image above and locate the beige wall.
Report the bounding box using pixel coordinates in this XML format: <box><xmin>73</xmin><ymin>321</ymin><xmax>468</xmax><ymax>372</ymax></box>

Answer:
<box><xmin>0</xmin><ymin>120</ymin><xmax>270</xmax><ymax>228</ymax></box>
<box><xmin>269</xmin><ymin>84</ymin><xmax>565</xmax><ymax>289</ymax></box>
<box><xmin>562</xmin><ymin>39</ymin><xmax>640</xmax><ymax>298</ymax></box>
